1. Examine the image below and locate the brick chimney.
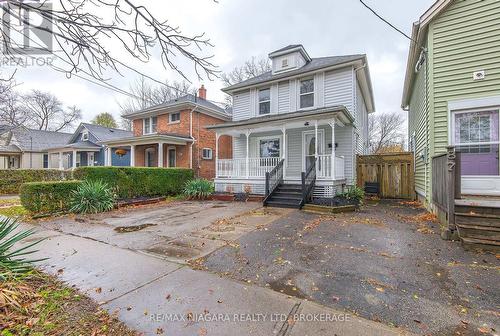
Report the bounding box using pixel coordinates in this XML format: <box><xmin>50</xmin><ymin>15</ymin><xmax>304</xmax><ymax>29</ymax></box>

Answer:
<box><xmin>198</xmin><ymin>85</ymin><xmax>207</xmax><ymax>100</ymax></box>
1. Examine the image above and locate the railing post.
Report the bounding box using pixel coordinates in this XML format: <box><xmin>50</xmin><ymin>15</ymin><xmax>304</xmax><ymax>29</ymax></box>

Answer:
<box><xmin>445</xmin><ymin>146</ymin><xmax>458</xmax><ymax>239</ymax></box>
<box><xmin>265</xmin><ymin>172</ymin><xmax>270</xmax><ymax>197</ymax></box>
<box><xmin>301</xmin><ymin>172</ymin><xmax>306</xmax><ymax>200</ymax></box>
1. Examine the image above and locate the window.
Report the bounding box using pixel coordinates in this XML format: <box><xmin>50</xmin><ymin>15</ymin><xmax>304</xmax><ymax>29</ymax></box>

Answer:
<box><xmin>202</xmin><ymin>148</ymin><xmax>213</xmax><ymax>160</ymax></box>
<box><xmin>299</xmin><ymin>78</ymin><xmax>314</xmax><ymax>109</ymax></box>
<box><xmin>258</xmin><ymin>88</ymin><xmax>271</xmax><ymax>115</ymax></box>
<box><xmin>82</xmin><ymin>131</ymin><xmax>89</xmax><ymax>141</ymax></box>
<box><xmin>259</xmin><ymin>138</ymin><xmax>280</xmax><ymax>158</ymax></box>
<box><xmin>143</xmin><ymin>117</ymin><xmax>158</xmax><ymax>134</ymax></box>
<box><xmin>282</xmin><ymin>58</ymin><xmax>288</xmax><ymax>68</ymax></box>
<box><xmin>145</xmin><ymin>148</ymin><xmax>155</xmax><ymax>167</ymax></box>
<box><xmin>43</xmin><ymin>154</ymin><xmax>49</xmax><ymax>168</ymax></box>
<box><xmin>455</xmin><ymin>111</ymin><xmax>498</xmax><ymax>145</ymax></box>
<box><xmin>169</xmin><ymin>112</ymin><xmax>181</xmax><ymax>123</ymax></box>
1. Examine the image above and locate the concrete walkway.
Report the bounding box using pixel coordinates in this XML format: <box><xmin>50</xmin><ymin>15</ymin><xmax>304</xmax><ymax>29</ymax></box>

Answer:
<box><xmin>21</xmin><ymin>208</ymin><xmax>409</xmax><ymax>336</ymax></box>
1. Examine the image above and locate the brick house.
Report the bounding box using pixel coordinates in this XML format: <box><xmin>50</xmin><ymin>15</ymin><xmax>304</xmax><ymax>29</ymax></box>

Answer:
<box><xmin>102</xmin><ymin>86</ymin><xmax>232</xmax><ymax>179</ymax></box>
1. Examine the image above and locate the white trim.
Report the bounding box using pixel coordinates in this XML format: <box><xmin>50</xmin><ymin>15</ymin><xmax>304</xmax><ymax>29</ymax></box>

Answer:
<box><xmin>448</xmin><ymin>96</ymin><xmax>500</xmax><ymax>145</ymax></box>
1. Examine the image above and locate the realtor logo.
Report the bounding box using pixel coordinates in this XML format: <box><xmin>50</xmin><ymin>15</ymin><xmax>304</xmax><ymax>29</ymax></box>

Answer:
<box><xmin>1</xmin><ymin>0</ymin><xmax>53</xmax><ymax>55</ymax></box>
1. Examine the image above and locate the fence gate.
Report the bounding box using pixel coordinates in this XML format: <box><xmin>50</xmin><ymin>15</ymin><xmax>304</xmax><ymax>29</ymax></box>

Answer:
<box><xmin>356</xmin><ymin>152</ymin><xmax>415</xmax><ymax>199</ymax></box>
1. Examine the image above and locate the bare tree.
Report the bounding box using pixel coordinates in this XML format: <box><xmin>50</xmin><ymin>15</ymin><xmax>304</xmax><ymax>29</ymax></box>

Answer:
<box><xmin>0</xmin><ymin>73</ymin><xmax>26</xmax><ymax>126</ymax></box>
<box><xmin>221</xmin><ymin>57</ymin><xmax>271</xmax><ymax>106</ymax></box>
<box><xmin>22</xmin><ymin>90</ymin><xmax>81</xmax><ymax>132</ymax></box>
<box><xmin>369</xmin><ymin>112</ymin><xmax>406</xmax><ymax>154</ymax></box>
<box><xmin>118</xmin><ymin>76</ymin><xmax>195</xmax><ymax>128</ymax></box>
<box><xmin>0</xmin><ymin>1</ymin><xmax>218</xmax><ymax>82</ymax></box>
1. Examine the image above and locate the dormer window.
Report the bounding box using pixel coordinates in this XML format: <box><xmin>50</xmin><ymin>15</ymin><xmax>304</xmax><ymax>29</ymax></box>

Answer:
<box><xmin>259</xmin><ymin>88</ymin><xmax>271</xmax><ymax>115</ymax></box>
<box><xmin>299</xmin><ymin>78</ymin><xmax>314</xmax><ymax>109</ymax></box>
<box><xmin>143</xmin><ymin>116</ymin><xmax>157</xmax><ymax>134</ymax></box>
<box><xmin>282</xmin><ymin>58</ymin><xmax>288</xmax><ymax>68</ymax></box>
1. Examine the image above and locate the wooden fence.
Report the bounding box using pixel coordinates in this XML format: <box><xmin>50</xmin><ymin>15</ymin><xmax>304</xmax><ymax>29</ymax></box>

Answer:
<box><xmin>356</xmin><ymin>152</ymin><xmax>415</xmax><ymax>199</ymax></box>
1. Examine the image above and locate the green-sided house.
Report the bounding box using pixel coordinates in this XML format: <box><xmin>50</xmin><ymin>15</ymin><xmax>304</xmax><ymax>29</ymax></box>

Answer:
<box><xmin>402</xmin><ymin>0</ymin><xmax>500</xmax><ymax>248</ymax></box>
<box><xmin>403</xmin><ymin>0</ymin><xmax>500</xmax><ymax>201</ymax></box>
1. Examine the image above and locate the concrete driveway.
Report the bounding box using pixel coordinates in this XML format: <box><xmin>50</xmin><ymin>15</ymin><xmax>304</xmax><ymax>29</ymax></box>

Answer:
<box><xmin>201</xmin><ymin>200</ymin><xmax>500</xmax><ymax>336</ymax></box>
<box><xmin>23</xmin><ymin>200</ymin><xmax>408</xmax><ymax>336</ymax></box>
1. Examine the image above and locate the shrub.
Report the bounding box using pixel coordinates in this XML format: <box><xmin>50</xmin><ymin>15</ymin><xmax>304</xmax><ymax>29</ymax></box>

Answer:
<box><xmin>0</xmin><ymin>217</ymin><xmax>44</xmax><ymax>280</ymax></box>
<box><xmin>70</xmin><ymin>180</ymin><xmax>116</xmax><ymax>214</ymax></box>
<box><xmin>20</xmin><ymin>181</ymin><xmax>82</xmax><ymax>216</ymax></box>
<box><xmin>183</xmin><ymin>179</ymin><xmax>214</xmax><ymax>200</ymax></box>
<box><xmin>74</xmin><ymin>167</ymin><xmax>194</xmax><ymax>199</ymax></box>
<box><xmin>342</xmin><ymin>186</ymin><xmax>365</xmax><ymax>205</ymax></box>
<box><xmin>0</xmin><ymin>169</ymin><xmax>71</xmax><ymax>195</ymax></box>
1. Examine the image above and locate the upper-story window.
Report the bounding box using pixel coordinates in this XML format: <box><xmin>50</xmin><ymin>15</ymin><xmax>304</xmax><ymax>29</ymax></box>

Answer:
<box><xmin>281</xmin><ymin>58</ymin><xmax>288</xmax><ymax>68</ymax></box>
<box><xmin>169</xmin><ymin>112</ymin><xmax>181</xmax><ymax>123</ymax></box>
<box><xmin>299</xmin><ymin>78</ymin><xmax>314</xmax><ymax>109</ymax></box>
<box><xmin>259</xmin><ymin>88</ymin><xmax>271</xmax><ymax>115</ymax></box>
<box><xmin>82</xmin><ymin>130</ymin><xmax>89</xmax><ymax>141</ymax></box>
<box><xmin>143</xmin><ymin>116</ymin><xmax>157</xmax><ymax>134</ymax></box>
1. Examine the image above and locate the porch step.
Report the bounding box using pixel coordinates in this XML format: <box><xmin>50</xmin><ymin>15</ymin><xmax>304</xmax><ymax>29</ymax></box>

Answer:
<box><xmin>264</xmin><ymin>183</ymin><xmax>304</xmax><ymax>209</ymax></box>
<box><xmin>454</xmin><ymin>201</ymin><xmax>500</xmax><ymax>252</ymax></box>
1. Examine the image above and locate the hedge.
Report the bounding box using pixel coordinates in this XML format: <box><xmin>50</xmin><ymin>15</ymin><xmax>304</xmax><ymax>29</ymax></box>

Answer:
<box><xmin>0</xmin><ymin>169</ymin><xmax>71</xmax><ymax>195</ymax></box>
<box><xmin>73</xmin><ymin>167</ymin><xmax>194</xmax><ymax>199</ymax></box>
<box><xmin>20</xmin><ymin>180</ymin><xmax>83</xmax><ymax>216</ymax></box>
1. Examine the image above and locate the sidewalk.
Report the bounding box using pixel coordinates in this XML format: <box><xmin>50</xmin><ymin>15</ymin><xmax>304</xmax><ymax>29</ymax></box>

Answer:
<box><xmin>24</xmin><ymin>225</ymin><xmax>408</xmax><ymax>336</ymax></box>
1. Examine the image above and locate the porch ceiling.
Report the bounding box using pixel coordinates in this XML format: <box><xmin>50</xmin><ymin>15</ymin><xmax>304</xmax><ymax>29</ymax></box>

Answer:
<box><xmin>206</xmin><ymin>106</ymin><xmax>353</xmax><ymax>136</ymax></box>
<box><xmin>101</xmin><ymin>133</ymin><xmax>193</xmax><ymax>147</ymax></box>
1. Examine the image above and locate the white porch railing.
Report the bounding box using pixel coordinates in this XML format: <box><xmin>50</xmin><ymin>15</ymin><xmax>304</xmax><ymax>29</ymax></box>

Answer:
<box><xmin>217</xmin><ymin>157</ymin><xmax>280</xmax><ymax>178</ymax></box>
<box><xmin>217</xmin><ymin>156</ymin><xmax>345</xmax><ymax>180</ymax></box>
<box><xmin>317</xmin><ymin>155</ymin><xmax>345</xmax><ymax>179</ymax></box>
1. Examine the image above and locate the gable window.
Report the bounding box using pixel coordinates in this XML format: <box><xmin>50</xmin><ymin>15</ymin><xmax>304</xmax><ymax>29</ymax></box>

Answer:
<box><xmin>299</xmin><ymin>78</ymin><xmax>314</xmax><ymax>109</ymax></box>
<box><xmin>82</xmin><ymin>131</ymin><xmax>89</xmax><ymax>141</ymax></box>
<box><xmin>282</xmin><ymin>58</ymin><xmax>288</xmax><ymax>68</ymax></box>
<box><xmin>258</xmin><ymin>88</ymin><xmax>271</xmax><ymax>115</ymax></box>
<box><xmin>169</xmin><ymin>112</ymin><xmax>181</xmax><ymax>123</ymax></box>
<box><xmin>143</xmin><ymin>117</ymin><xmax>157</xmax><ymax>134</ymax></box>
<box><xmin>202</xmin><ymin>148</ymin><xmax>213</xmax><ymax>160</ymax></box>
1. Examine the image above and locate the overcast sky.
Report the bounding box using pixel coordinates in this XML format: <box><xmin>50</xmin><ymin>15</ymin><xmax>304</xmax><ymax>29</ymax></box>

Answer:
<box><xmin>10</xmin><ymin>0</ymin><xmax>435</xmax><ymax>128</ymax></box>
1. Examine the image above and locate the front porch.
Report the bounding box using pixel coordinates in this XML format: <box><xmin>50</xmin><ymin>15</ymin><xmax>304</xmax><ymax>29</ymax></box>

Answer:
<box><xmin>47</xmin><ymin>143</ymin><xmax>102</xmax><ymax>170</ymax></box>
<box><xmin>102</xmin><ymin>134</ymin><xmax>193</xmax><ymax>169</ymax></box>
<box><xmin>210</xmin><ymin>108</ymin><xmax>353</xmax><ymax>197</ymax></box>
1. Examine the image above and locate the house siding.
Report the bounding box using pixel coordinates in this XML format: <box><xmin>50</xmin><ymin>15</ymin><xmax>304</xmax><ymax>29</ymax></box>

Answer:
<box><xmin>324</xmin><ymin>67</ymin><xmax>354</xmax><ymax>114</ymax></box>
<box><xmin>431</xmin><ymin>0</ymin><xmax>500</xmax><ymax>159</ymax></box>
<box><xmin>408</xmin><ymin>59</ymin><xmax>429</xmax><ymax>197</ymax></box>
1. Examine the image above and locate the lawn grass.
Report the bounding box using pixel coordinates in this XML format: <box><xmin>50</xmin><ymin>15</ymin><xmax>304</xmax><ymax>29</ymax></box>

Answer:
<box><xmin>0</xmin><ymin>271</ymin><xmax>138</xmax><ymax>336</ymax></box>
<box><xmin>0</xmin><ymin>206</ymin><xmax>28</xmax><ymax>219</ymax></box>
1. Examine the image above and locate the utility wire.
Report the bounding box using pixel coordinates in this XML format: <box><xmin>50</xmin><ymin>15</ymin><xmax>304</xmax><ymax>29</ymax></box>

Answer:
<box><xmin>359</xmin><ymin>0</ymin><xmax>426</xmax><ymax>51</ymax></box>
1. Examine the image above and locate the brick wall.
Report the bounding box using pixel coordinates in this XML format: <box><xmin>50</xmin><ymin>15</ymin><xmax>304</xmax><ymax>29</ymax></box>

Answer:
<box><xmin>130</xmin><ymin>107</ymin><xmax>232</xmax><ymax>179</ymax></box>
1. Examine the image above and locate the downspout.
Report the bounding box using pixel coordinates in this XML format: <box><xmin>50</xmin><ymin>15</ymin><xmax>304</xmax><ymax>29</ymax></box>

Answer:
<box><xmin>189</xmin><ymin>102</ymin><xmax>198</xmax><ymax>171</ymax></box>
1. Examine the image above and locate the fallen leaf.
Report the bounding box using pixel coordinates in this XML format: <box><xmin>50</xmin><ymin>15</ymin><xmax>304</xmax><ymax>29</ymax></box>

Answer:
<box><xmin>156</xmin><ymin>327</ymin><xmax>164</xmax><ymax>334</ymax></box>
<box><xmin>95</xmin><ymin>287</ymin><xmax>102</xmax><ymax>293</ymax></box>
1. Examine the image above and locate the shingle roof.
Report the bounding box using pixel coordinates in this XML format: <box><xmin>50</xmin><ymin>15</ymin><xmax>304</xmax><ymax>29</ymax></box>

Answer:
<box><xmin>80</xmin><ymin>123</ymin><xmax>132</xmax><ymax>142</ymax></box>
<box><xmin>223</xmin><ymin>55</ymin><xmax>366</xmax><ymax>92</ymax></box>
<box><xmin>270</xmin><ymin>44</ymin><xmax>303</xmax><ymax>54</ymax></box>
<box><xmin>123</xmin><ymin>94</ymin><xmax>228</xmax><ymax>118</ymax></box>
<box><xmin>11</xmin><ymin>127</ymin><xmax>73</xmax><ymax>152</ymax></box>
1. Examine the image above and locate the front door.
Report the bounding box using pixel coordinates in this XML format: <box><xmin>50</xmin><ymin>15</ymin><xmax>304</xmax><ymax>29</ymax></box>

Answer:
<box><xmin>87</xmin><ymin>152</ymin><xmax>94</xmax><ymax>166</ymax></box>
<box><xmin>168</xmin><ymin>147</ymin><xmax>176</xmax><ymax>167</ymax></box>
<box><xmin>303</xmin><ymin>130</ymin><xmax>324</xmax><ymax>172</ymax></box>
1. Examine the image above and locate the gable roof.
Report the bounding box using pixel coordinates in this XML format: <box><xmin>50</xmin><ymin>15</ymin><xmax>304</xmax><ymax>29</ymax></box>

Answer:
<box><xmin>401</xmin><ymin>0</ymin><xmax>454</xmax><ymax>108</ymax></box>
<box><xmin>79</xmin><ymin>123</ymin><xmax>132</xmax><ymax>142</ymax></box>
<box><xmin>268</xmin><ymin>44</ymin><xmax>312</xmax><ymax>62</ymax></box>
<box><xmin>122</xmin><ymin>94</ymin><xmax>230</xmax><ymax>120</ymax></box>
<box><xmin>222</xmin><ymin>54</ymin><xmax>366</xmax><ymax>93</ymax></box>
<box><xmin>9</xmin><ymin>127</ymin><xmax>73</xmax><ymax>152</ymax></box>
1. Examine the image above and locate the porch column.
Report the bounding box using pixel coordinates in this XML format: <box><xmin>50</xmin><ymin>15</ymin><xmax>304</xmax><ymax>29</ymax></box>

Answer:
<box><xmin>58</xmin><ymin>152</ymin><xmax>63</xmax><ymax>170</ymax></box>
<box><xmin>72</xmin><ymin>150</ymin><xmax>77</xmax><ymax>169</ymax></box>
<box><xmin>105</xmin><ymin>147</ymin><xmax>112</xmax><ymax>166</ymax></box>
<box><xmin>330</xmin><ymin>120</ymin><xmax>336</xmax><ymax>179</ymax></box>
<box><xmin>245</xmin><ymin>130</ymin><xmax>250</xmax><ymax>179</ymax></box>
<box><xmin>281</xmin><ymin>125</ymin><xmax>286</xmax><ymax>178</ymax></box>
<box><xmin>130</xmin><ymin>145</ymin><xmax>135</xmax><ymax>167</ymax></box>
<box><xmin>215</xmin><ymin>132</ymin><xmax>220</xmax><ymax>178</ymax></box>
<box><xmin>314</xmin><ymin>120</ymin><xmax>318</xmax><ymax>176</ymax></box>
<box><xmin>158</xmin><ymin>142</ymin><xmax>164</xmax><ymax>167</ymax></box>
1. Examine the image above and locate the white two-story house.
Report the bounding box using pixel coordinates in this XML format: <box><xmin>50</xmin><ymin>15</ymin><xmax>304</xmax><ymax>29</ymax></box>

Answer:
<box><xmin>207</xmin><ymin>45</ymin><xmax>375</xmax><ymax>208</ymax></box>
